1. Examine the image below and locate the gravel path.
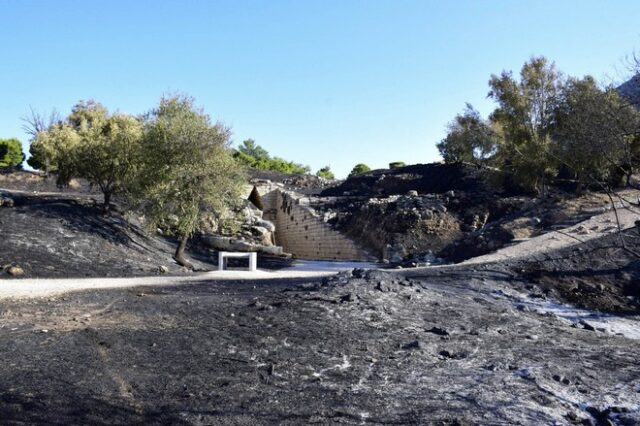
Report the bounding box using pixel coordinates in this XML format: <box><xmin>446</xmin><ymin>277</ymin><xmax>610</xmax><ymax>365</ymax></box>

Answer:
<box><xmin>0</xmin><ymin>270</ymin><xmax>336</xmax><ymax>299</ymax></box>
<box><xmin>462</xmin><ymin>205</ymin><xmax>639</xmax><ymax>265</ymax></box>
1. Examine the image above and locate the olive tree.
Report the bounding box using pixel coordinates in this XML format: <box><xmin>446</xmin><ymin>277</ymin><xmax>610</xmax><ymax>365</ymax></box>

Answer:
<box><xmin>28</xmin><ymin>122</ymin><xmax>80</xmax><ymax>175</ymax></box>
<box><xmin>553</xmin><ymin>76</ymin><xmax>640</xmax><ymax>187</ymax></box>
<box><xmin>62</xmin><ymin>112</ymin><xmax>143</xmax><ymax>210</ymax></box>
<box><xmin>22</xmin><ymin>107</ymin><xmax>61</xmax><ymax>173</ymax></box>
<box><xmin>488</xmin><ymin>56</ymin><xmax>564</xmax><ymax>193</ymax></box>
<box><xmin>437</xmin><ymin>104</ymin><xmax>497</xmax><ymax>165</ymax></box>
<box><xmin>135</xmin><ymin>95</ymin><xmax>245</xmax><ymax>268</ymax></box>
<box><xmin>32</xmin><ymin>100</ymin><xmax>142</xmax><ymax>211</ymax></box>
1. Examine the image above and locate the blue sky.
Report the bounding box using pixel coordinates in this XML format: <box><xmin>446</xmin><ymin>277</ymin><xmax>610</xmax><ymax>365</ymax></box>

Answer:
<box><xmin>1</xmin><ymin>1</ymin><xmax>639</xmax><ymax>178</ymax></box>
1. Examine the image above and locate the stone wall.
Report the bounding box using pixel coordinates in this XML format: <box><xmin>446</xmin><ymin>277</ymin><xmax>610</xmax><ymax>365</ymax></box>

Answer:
<box><xmin>246</xmin><ymin>183</ymin><xmax>280</xmax><ymax>224</ymax></box>
<box><xmin>247</xmin><ymin>183</ymin><xmax>372</xmax><ymax>261</ymax></box>
<box><xmin>274</xmin><ymin>191</ymin><xmax>371</xmax><ymax>261</ymax></box>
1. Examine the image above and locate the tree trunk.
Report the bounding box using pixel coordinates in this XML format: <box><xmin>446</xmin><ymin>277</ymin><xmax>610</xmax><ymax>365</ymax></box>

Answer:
<box><xmin>173</xmin><ymin>234</ymin><xmax>193</xmax><ymax>269</ymax></box>
<box><xmin>103</xmin><ymin>191</ymin><xmax>111</xmax><ymax>213</ymax></box>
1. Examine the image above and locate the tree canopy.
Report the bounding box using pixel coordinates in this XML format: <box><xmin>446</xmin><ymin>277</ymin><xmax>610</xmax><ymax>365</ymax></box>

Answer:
<box><xmin>30</xmin><ymin>100</ymin><xmax>142</xmax><ymax>211</ymax></box>
<box><xmin>0</xmin><ymin>138</ymin><xmax>25</xmax><ymax>169</ymax></box>
<box><xmin>488</xmin><ymin>56</ymin><xmax>563</xmax><ymax>192</ymax></box>
<box><xmin>348</xmin><ymin>163</ymin><xmax>371</xmax><ymax>178</ymax></box>
<box><xmin>438</xmin><ymin>56</ymin><xmax>640</xmax><ymax>193</ymax></box>
<box><xmin>234</xmin><ymin>139</ymin><xmax>310</xmax><ymax>175</ymax></box>
<box><xmin>133</xmin><ymin>94</ymin><xmax>245</xmax><ymax>267</ymax></box>
<box><xmin>436</xmin><ymin>104</ymin><xmax>496</xmax><ymax>165</ymax></box>
<box><xmin>316</xmin><ymin>166</ymin><xmax>335</xmax><ymax>180</ymax></box>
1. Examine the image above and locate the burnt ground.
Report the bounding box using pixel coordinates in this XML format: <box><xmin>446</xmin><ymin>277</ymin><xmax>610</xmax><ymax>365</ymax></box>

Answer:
<box><xmin>1</xmin><ymin>176</ymin><xmax>640</xmax><ymax>424</ymax></box>
<box><xmin>313</xmin><ymin>162</ymin><xmax>635</xmax><ymax>266</ymax></box>
<box><xmin>0</xmin><ymin>269</ymin><xmax>639</xmax><ymax>425</ymax></box>
<box><xmin>0</xmin><ymin>191</ymin><xmax>291</xmax><ymax>279</ymax></box>
<box><xmin>513</xmin><ymin>226</ymin><xmax>640</xmax><ymax>314</ymax></box>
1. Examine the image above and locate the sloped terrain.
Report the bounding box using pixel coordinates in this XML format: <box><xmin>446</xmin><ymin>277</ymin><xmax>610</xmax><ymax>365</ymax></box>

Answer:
<box><xmin>0</xmin><ymin>190</ymin><xmax>289</xmax><ymax>278</ymax></box>
<box><xmin>310</xmin><ymin>163</ymin><xmax>639</xmax><ymax>266</ymax></box>
<box><xmin>516</xmin><ymin>226</ymin><xmax>640</xmax><ymax>314</ymax></box>
<box><xmin>1</xmin><ymin>170</ymin><xmax>640</xmax><ymax>424</ymax></box>
<box><xmin>0</xmin><ymin>268</ymin><xmax>638</xmax><ymax>425</ymax></box>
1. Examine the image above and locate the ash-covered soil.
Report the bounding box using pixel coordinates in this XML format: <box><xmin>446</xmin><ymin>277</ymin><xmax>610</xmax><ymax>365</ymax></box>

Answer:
<box><xmin>0</xmin><ymin>269</ymin><xmax>638</xmax><ymax>425</ymax></box>
<box><xmin>0</xmin><ymin>191</ymin><xmax>290</xmax><ymax>278</ymax></box>
<box><xmin>2</xmin><ymin>170</ymin><xmax>640</xmax><ymax>424</ymax></box>
<box><xmin>309</xmin><ymin>162</ymin><xmax>636</xmax><ymax>265</ymax></box>
<box><xmin>515</xmin><ymin>226</ymin><xmax>640</xmax><ymax>314</ymax></box>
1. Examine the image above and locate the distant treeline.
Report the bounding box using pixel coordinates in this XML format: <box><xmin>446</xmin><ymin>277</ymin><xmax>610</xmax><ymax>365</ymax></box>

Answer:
<box><xmin>233</xmin><ymin>139</ymin><xmax>335</xmax><ymax>179</ymax></box>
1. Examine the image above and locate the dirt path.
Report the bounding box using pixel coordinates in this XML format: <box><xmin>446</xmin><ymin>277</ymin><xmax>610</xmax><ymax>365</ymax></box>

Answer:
<box><xmin>462</xmin><ymin>206</ymin><xmax>639</xmax><ymax>265</ymax></box>
<box><xmin>0</xmin><ymin>270</ymin><xmax>337</xmax><ymax>299</ymax></box>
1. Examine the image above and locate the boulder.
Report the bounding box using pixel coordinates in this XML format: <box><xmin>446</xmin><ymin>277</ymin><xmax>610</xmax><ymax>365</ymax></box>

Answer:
<box><xmin>251</xmin><ymin>226</ymin><xmax>269</xmax><ymax>237</ymax></box>
<box><xmin>243</xmin><ymin>202</ymin><xmax>263</xmax><ymax>220</ymax></box>
<box><xmin>253</xmin><ymin>218</ymin><xmax>276</xmax><ymax>232</ymax></box>
<box><xmin>6</xmin><ymin>265</ymin><xmax>24</xmax><ymax>276</ymax></box>
<box><xmin>258</xmin><ymin>246</ymin><xmax>284</xmax><ymax>256</ymax></box>
<box><xmin>229</xmin><ymin>240</ymin><xmax>256</xmax><ymax>252</ymax></box>
<box><xmin>261</xmin><ymin>231</ymin><xmax>275</xmax><ymax>247</ymax></box>
<box><xmin>202</xmin><ymin>235</ymin><xmax>233</xmax><ymax>251</ymax></box>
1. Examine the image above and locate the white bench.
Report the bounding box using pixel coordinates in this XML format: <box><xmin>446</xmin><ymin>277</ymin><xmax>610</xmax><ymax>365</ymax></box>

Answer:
<box><xmin>218</xmin><ymin>251</ymin><xmax>257</xmax><ymax>272</ymax></box>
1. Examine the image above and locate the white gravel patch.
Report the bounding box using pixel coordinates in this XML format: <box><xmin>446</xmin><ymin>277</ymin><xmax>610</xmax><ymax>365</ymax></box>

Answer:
<box><xmin>0</xmin><ymin>269</ymin><xmax>337</xmax><ymax>300</ymax></box>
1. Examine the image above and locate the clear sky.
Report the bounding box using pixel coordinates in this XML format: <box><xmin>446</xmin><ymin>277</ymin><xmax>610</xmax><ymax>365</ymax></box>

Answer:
<box><xmin>1</xmin><ymin>1</ymin><xmax>639</xmax><ymax>178</ymax></box>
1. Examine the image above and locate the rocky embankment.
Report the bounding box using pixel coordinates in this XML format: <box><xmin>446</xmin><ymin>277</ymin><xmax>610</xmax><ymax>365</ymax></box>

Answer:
<box><xmin>310</xmin><ymin>163</ymin><xmax>639</xmax><ymax>266</ymax></box>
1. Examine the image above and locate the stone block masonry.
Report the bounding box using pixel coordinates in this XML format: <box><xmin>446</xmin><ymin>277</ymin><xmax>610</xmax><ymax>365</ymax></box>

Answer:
<box><xmin>247</xmin><ymin>183</ymin><xmax>372</xmax><ymax>261</ymax></box>
<box><xmin>275</xmin><ymin>191</ymin><xmax>372</xmax><ymax>261</ymax></box>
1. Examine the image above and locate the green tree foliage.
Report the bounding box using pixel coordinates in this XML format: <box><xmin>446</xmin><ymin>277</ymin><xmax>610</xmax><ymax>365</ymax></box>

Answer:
<box><xmin>316</xmin><ymin>166</ymin><xmax>335</xmax><ymax>180</ymax></box>
<box><xmin>437</xmin><ymin>104</ymin><xmax>497</xmax><ymax>165</ymax></box>
<box><xmin>438</xmin><ymin>55</ymin><xmax>640</xmax><ymax>194</ymax></box>
<box><xmin>237</xmin><ymin>139</ymin><xmax>269</xmax><ymax>160</ymax></box>
<box><xmin>552</xmin><ymin>76</ymin><xmax>640</xmax><ymax>187</ymax></box>
<box><xmin>65</xmin><ymin>112</ymin><xmax>143</xmax><ymax>210</ymax></box>
<box><xmin>488</xmin><ymin>56</ymin><xmax>563</xmax><ymax>192</ymax></box>
<box><xmin>0</xmin><ymin>138</ymin><xmax>25</xmax><ymax>168</ymax></box>
<box><xmin>27</xmin><ymin>122</ymin><xmax>79</xmax><ymax>174</ymax></box>
<box><xmin>33</xmin><ymin>100</ymin><xmax>142</xmax><ymax>211</ymax></box>
<box><xmin>134</xmin><ymin>94</ymin><xmax>245</xmax><ymax>267</ymax></box>
<box><xmin>389</xmin><ymin>161</ymin><xmax>406</xmax><ymax>169</ymax></box>
<box><xmin>233</xmin><ymin>139</ymin><xmax>310</xmax><ymax>174</ymax></box>
<box><xmin>348</xmin><ymin>163</ymin><xmax>371</xmax><ymax>178</ymax></box>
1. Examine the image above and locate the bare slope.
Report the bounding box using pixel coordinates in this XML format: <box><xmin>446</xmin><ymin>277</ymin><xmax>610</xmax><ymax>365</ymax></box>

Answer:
<box><xmin>0</xmin><ymin>269</ymin><xmax>637</xmax><ymax>425</ymax></box>
<box><xmin>0</xmin><ymin>190</ymin><xmax>288</xmax><ymax>278</ymax></box>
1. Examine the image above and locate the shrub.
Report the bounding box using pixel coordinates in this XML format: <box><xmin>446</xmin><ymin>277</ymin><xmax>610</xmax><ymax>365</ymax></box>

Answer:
<box><xmin>0</xmin><ymin>138</ymin><xmax>25</xmax><ymax>169</ymax></box>
<box><xmin>389</xmin><ymin>161</ymin><xmax>405</xmax><ymax>169</ymax></box>
<box><xmin>234</xmin><ymin>139</ymin><xmax>310</xmax><ymax>174</ymax></box>
<box><xmin>316</xmin><ymin>166</ymin><xmax>335</xmax><ymax>180</ymax></box>
<box><xmin>348</xmin><ymin>163</ymin><xmax>371</xmax><ymax>178</ymax></box>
